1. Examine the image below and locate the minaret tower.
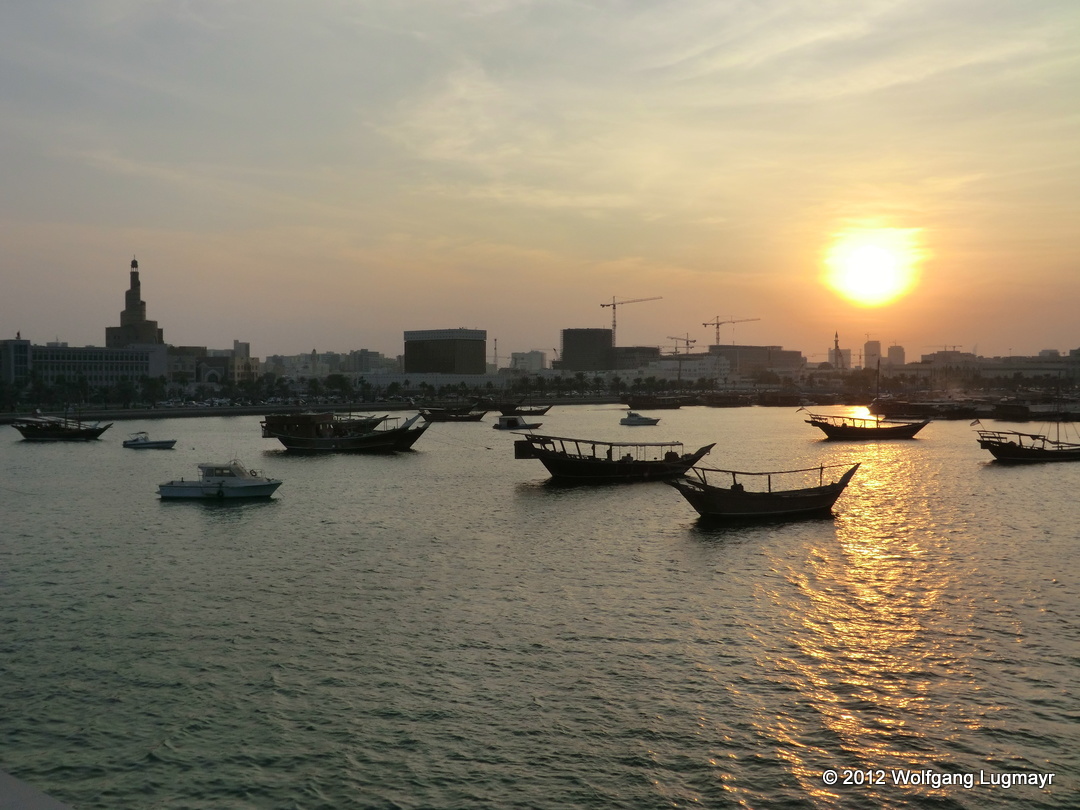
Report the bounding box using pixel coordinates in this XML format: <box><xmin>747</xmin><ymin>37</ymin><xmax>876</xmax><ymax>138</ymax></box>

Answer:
<box><xmin>106</xmin><ymin>256</ymin><xmax>164</xmax><ymax>347</ymax></box>
<box><xmin>121</xmin><ymin>257</ymin><xmax>148</xmax><ymax>327</ymax></box>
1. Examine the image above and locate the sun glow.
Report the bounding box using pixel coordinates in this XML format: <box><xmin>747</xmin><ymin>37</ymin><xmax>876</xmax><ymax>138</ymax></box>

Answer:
<box><xmin>823</xmin><ymin>228</ymin><xmax>922</xmax><ymax>307</ymax></box>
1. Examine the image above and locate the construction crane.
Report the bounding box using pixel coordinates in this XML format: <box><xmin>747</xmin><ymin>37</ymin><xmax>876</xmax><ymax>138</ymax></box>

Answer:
<box><xmin>703</xmin><ymin>316</ymin><xmax>760</xmax><ymax>346</ymax></box>
<box><xmin>601</xmin><ymin>296</ymin><xmax>662</xmax><ymax>346</ymax></box>
<box><xmin>666</xmin><ymin>334</ymin><xmax>697</xmax><ymax>354</ymax></box>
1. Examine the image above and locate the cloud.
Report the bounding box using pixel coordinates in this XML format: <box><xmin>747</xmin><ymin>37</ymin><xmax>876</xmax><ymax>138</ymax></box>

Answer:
<box><xmin>1</xmin><ymin>0</ymin><xmax>1078</xmax><ymax>356</ymax></box>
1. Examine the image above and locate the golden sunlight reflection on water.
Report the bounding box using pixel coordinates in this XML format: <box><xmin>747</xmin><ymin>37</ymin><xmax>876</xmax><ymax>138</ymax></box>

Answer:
<box><xmin>743</xmin><ymin>439</ymin><xmax>990</xmax><ymax>804</ymax></box>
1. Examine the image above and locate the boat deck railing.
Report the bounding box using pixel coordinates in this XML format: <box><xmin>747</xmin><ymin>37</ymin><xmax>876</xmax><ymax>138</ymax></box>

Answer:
<box><xmin>687</xmin><ymin>462</ymin><xmax>858</xmax><ymax>492</ymax></box>
<box><xmin>519</xmin><ymin>434</ymin><xmax>685</xmax><ymax>461</ymax></box>
<box><xmin>807</xmin><ymin>412</ymin><xmax>926</xmax><ymax>427</ymax></box>
<box><xmin>977</xmin><ymin>428</ymin><xmax>1080</xmax><ymax>449</ymax></box>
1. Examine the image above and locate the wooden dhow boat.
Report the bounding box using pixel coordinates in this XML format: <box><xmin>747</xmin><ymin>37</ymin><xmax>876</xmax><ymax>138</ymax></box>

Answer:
<box><xmin>419</xmin><ymin>407</ymin><xmax>488</xmax><ymax>422</ymax></box>
<box><xmin>668</xmin><ymin>462</ymin><xmax>860</xmax><ymax>520</ymax></box>
<box><xmin>11</xmin><ymin>414</ymin><xmax>112</xmax><ymax>441</ymax></box>
<box><xmin>264</xmin><ymin>414</ymin><xmax>428</xmax><ymax>452</ymax></box>
<box><xmin>514</xmin><ymin>433</ymin><xmax>714</xmax><ymax>484</ymax></box>
<box><xmin>497</xmin><ymin>401</ymin><xmax>552</xmax><ymax>417</ymax></box>
<box><xmin>260</xmin><ymin>411</ymin><xmax>387</xmax><ymax>439</ymax></box>
<box><xmin>804</xmin><ymin>412</ymin><xmax>928</xmax><ymax>440</ymax></box>
<box><xmin>976</xmin><ymin>426</ymin><xmax>1080</xmax><ymax>463</ymax></box>
<box><xmin>493</xmin><ymin>414</ymin><xmax>542</xmax><ymax>430</ymax></box>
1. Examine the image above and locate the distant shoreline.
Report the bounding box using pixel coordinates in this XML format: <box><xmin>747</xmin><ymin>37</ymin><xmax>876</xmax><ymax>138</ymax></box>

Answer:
<box><xmin>0</xmin><ymin>397</ymin><xmax>622</xmax><ymax>425</ymax></box>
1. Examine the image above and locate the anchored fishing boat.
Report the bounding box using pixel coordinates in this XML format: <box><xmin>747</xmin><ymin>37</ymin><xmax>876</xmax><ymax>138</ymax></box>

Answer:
<box><xmin>493</xmin><ymin>414</ymin><xmax>542</xmax><ymax>430</ymax></box>
<box><xmin>668</xmin><ymin>462</ymin><xmax>860</xmax><ymax>520</ymax></box>
<box><xmin>514</xmin><ymin>433</ymin><xmax>714</xmax><ymax>484</ymax></box>
<box><xmin>260</xmin><ymin>411</ymin><xmax>387</xmax><ymax>439</ymax></box>
<box><xmin>419</xmin><ymin>407</ymin><xmax>488</xmax><ymax>422</ymax></box>
<box><xmin>158</xmin><ymin>460</ymin><xmax>282</xmax><ymax>499</ymax></box>
<box><xmin>620</xmin><ymin>410</ymin><xmax>660</xmax><ymax>426</ymax></box>
<box><xmin>804</xmin><ymin>412</ymin><xmax>928</xmax><ymax>440</ymax></box>
<box><xmin>976</xmin><ymin>424</ymin><xmax>1080</xmax><ymax>463</ymax></box>
<box><xmin>123</xmin><ymin>431</ymin><xmax>177</xmax><ymax>449</ymax></box>
<box><xmin>264</xmin><ymin>414</ymin><xmax>428</xmax><ymax>452</ymax></box>
<box><xmin>497</xmin><ymin>401</ymin><xmax>552</xmax><ymax>417</ymax></box>
<box><xmin>11</xmin><ymin>414</ymin><xmax>112</xmax><ymax>441</ymax></box>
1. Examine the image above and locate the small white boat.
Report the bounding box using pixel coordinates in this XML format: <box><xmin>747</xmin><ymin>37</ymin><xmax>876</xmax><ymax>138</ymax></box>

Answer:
<box><xmin>620</xmin><ymin>411</ymin><xmax>660</xmax><ymax>426</ymax></box>
<box><xmin>493</xmin><ymin>414</ymin><xmax>542</xmax><ymax>430</ymax></box>
<box><xmin>158</xmin><ymin>460</ymin><xmax>282</xmax><ymax>500</ymax></box>
<box><xmin>123</xmin><ymin>431</ymin><xmax>177</xmax><ymax>449</ymax></box>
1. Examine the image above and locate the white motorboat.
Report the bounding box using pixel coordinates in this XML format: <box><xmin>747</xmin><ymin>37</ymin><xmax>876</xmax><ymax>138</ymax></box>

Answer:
<box><xmin>620</xmin><ymin>411</ymin><xmax>660</xmax><ymax>426</ymax></box>
<box><xmin>123</xmin><ymin>431</ymin><xmax>177</xmax><ymax>449</ymax></box>
<box><xmin>158</xmin><ymin>460</ymin><xmax>282</xmax><ymax>499</ymax></box>
<box><xmin>493</xmin><ymin>414</ymin><xmax>542</xmax><ymax>430</ymax></box>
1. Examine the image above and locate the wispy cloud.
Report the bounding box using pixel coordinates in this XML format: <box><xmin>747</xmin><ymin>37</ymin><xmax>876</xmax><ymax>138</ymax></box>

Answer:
<box><xmin>1</xmin><ymin>0</ymin><xmax>1078</xmax><ymax>355</ymax></box>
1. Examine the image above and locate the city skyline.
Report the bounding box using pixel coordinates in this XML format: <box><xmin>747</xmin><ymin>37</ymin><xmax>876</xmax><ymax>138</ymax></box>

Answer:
<box><xmin>2</xmin><ymin>2</ymin><xmax>1078</xmax><ymax>360</ymax></box>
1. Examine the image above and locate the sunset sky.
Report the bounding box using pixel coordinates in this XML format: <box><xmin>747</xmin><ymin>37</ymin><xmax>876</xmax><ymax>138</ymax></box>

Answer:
<box><xmin>2</xmin><ymin>1</ymin><xmax>1077</xmax><ymax>363</ymax></box>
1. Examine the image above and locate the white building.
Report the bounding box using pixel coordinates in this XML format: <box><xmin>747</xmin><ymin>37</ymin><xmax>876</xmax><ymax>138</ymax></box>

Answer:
<box><xmin>510</xmin><ymin>351</ymin><xmax>546</xmax><ymax>373</ymax></box>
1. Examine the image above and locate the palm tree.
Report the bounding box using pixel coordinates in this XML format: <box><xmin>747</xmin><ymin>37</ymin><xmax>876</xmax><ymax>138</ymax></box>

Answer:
<box><xmin>115</xmin><ymin>376</ymin><xmax>138</xmax><ymax>408</ymax></box>
<box><xmin>325</xmin><ymin>373</ymin><xmax>354</xmax><ymax>400</ymax></box>
<box><xmin>140</xmin><ymin>375</ymin><xmax>168</xmax><ymax>406</ymax></box>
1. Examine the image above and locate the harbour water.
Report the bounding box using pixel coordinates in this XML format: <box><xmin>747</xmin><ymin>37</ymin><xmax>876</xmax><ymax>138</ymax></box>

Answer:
<box><xmin>1</xmin><ymin>405</ymin><xmax>1077</xmax><ymax>809</ymax></box>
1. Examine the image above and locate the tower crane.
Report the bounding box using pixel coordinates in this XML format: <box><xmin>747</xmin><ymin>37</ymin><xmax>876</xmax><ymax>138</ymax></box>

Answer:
<box><xmin>702</xmin><ymin>316</ymin><xmax>760</xmax><ymax>346</ymax></box>
<box><xmin>666</xmin><ymin>334</ymin><xmax>697</xmax><ymax>354</ymax></box>
<box><xmin>601</xmin><ymin>296</ymin><xmax>662</xmax><ymax>346</ymax></box>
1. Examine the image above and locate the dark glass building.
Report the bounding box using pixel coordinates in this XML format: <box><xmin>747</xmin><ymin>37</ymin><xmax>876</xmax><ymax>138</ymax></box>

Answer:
<box><xmin>560</xmin><ymin>329</ymin><xmax>613</xmax><ymax>371</ymax></box>
<box><xmin>403</xmin><ymin>329</ymin><xmax>487</xmax><ymax>374</ymax></box>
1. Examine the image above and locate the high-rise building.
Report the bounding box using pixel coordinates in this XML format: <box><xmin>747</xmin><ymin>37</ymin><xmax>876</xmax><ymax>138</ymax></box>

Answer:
<box><xmin>106</xmin><ymin>257</ymin><xmax>164</xmax><ymax>348</ymax></box>
<box><xmin>864</xmin><ymin>340</ymin><xmax>881</xmax><ymax>370</ymax></box>
<box><xmin>560</xmin><ymin>328</ymin><xmax>613</xmax><ymax>371</ymax></box>
<box><xmin>403</xmin><ymin>328</ymin><xmax>487</xmax><ymax>374</ymax></box>
<box><xmin>886</xmin><ymin>345</ymin><xmax>905</xmax><ymax>368</ymax></box>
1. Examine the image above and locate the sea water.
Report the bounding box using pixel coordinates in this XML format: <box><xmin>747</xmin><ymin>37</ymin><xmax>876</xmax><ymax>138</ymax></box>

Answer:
<box><xmin>1</xmin><ymin>405</ymin><xmax>1077</xmax><ymax>809</ymax></box>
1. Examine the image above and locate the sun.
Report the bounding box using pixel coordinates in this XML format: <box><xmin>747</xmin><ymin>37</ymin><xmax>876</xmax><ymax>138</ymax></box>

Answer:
<box><xmin>822</xmin><ymin>228</ymin><xmax>922</xmax><ymax>306</ymax></box>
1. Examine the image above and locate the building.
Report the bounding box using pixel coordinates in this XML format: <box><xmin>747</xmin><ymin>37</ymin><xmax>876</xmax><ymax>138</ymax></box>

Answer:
<box><xmin>828</xmin><ymin>347</ymin><xmax>852</xmax><ymax>370</ymax></box>
<box><xmin>105</xmin><ymin>258</ymin><xmax>164</xmax><ymax>348</ymax></box>
<box><xmin>0</xmin><ymin>337</ymin><xmax>30</xmax><ymax>385</ymax></box>
<box><xmin>560</xmin><ymin>328</ymin><xmax>613</xmax><ymax>371</ymax></box>
<box><xmin>403</xmin><ymin>328</ymin><xmax>487</xmax><ymax>374</ymax></box>
<box><xmin>864</xmin><ymin>340</ymin><xmax>881</xmax><ymax>370</ymax></box>
<box><xmin>342</xmin><ymin>349</ymin><xmax>398</xmax><ymax>374</ymax></box>
<box><xmin>168</xmin><ymin>342</ymin><xmax>259</xmax><ymax>388</ymax></box>
<box><xmin>886</xmin><ymin>345</ymin><xmax>906</xmax><ymax>368</ymax></box>
<box><xmin>614</xmin><ymin>346</ymin><xmax>661</xmax><ymax>371</ymax></box>
<box><xmin>709</xmin><ymin>344</ymin><xmax>805</xmax><ymax>374</ymax></box>
<box><xmin>510</xmin><ymin>351</ymin><xmax>546</xmax><ymax>373</ymax></box>
<box><xmin>649</xmin><ymin>352</ymin><xmax>731</xmax><ymax>382</ymax></box>
<box><xmin>0</xmin><ymin>338</ymin><xmax>167</xmax><ymax>388</ymax></box>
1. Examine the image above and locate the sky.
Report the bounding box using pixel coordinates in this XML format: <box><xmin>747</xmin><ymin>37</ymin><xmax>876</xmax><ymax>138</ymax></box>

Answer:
<box><xmin>1</xmin><ymin>0</ymin><xmax>1078</xmax><ymax>363</ymax></box>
